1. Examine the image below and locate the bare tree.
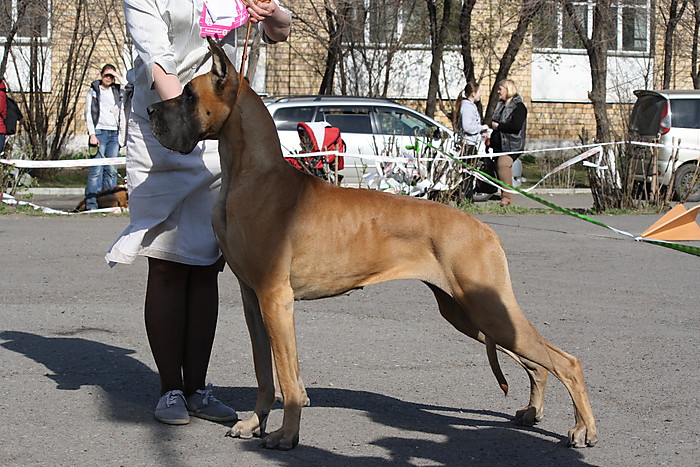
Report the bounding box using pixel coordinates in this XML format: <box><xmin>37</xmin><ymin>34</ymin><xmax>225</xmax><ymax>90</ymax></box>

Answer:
<box><xmin>457</xmin><ymin>0</ymin><xmax>478</xmax><ymax>85</ymax></box>
<box><xmin>483</xmin><ymin>0</ymin><xmax>545</xmax><ymax>122</ymax></box>
<box><xmin>7</xmin><ymin>0</ymin><xmax>125</xmax><ymax>161</ymax></box>
<box><xmin>692</xmin><ymin>0</ymin><xmax>700</xmax><ymax>87</ymax></box>
<box><xmin>0</xmin><ymin>0</ymin><xmax>30</xmax><ymax>79</ymax></box>
<box><xmin>425</xmin><ymin>0</ymin><xmax>455</xmax><ymax>118</ymax></box>
<box><xmin>564</xmin><ymin>0</ymin><xmax>612</xmax><ymax>142</ymax></box>
<box><xmin>660</xmin><ymin>0</ymin><xmax>689</xmax><ymax>88</ymax></box>
<box><xmin>563</xmin><ymin>0</ymin><xmax>626</xmax><ymax>210</ymax></box>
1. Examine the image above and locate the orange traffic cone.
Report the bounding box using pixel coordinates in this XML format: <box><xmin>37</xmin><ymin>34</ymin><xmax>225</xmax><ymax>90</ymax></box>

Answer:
<box><xmin>641</xmin><ymin>204</ymin><xmax>700</xmax><ymax>241</ymax></box>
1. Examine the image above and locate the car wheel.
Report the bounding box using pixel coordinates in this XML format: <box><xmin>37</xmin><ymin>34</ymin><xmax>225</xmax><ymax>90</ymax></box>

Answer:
<box><xmin>673</xmin><ymin>163</ymin><xmax>700</xmax><ymax>202</ymax></box>
<box><xmin>472</xmin><ymin>192</ymin><xmax>494</xmax><ymax>202</ymax></box>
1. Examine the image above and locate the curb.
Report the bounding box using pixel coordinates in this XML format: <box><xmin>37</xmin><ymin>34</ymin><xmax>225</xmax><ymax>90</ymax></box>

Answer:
<box><xmin>26</xmin><ymin>188</ymin><xmax>85</xmax><ymax>195</ymax></box>
<box><xmin>528</xmin><ymin>188</ymin><xmax>592</xmax><ymax>195</ymax></box>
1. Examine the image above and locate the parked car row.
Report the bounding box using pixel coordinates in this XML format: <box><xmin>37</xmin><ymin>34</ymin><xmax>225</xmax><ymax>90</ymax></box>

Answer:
<box><xmin>263</xmin><ymin>95</ymin><xmax>455</xmax><ymax>186</ymax></box>
<box><xmin>261</xmin><ymin>91</ymin><xmax>700</xmax><ymax>201</ymax></box>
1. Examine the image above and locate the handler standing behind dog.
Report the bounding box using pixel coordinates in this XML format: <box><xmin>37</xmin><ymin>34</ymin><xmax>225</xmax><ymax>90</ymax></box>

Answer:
<box><xmin>488</xmin><ymin>79</ymin><xmax>527</xmax><ymax>207</ymax></box>
<box><xmin>106</xmin><ymin>0</ymin><xmax>291</xmax><ymax>425</ymax></box>
<box><xmin>84</xmin><ymin>64</ymin><xmax>123</xmax><ymax>211</ymax></box>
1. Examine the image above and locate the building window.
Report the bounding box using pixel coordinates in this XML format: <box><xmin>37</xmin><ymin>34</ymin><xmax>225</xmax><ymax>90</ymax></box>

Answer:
<box><xmin>344</xmin><ymin>0</ymin><xmax>429</xmax><ymax>46</ymax></box>
<box><xmin>533</xmin><ymin>0</ymin><xmax>649</xmax><ymax>54</ymax></box>
<box><xmin>0</xmin><ymin>0</ymin><xmax>50</xmax><ymax>40</ymax></box>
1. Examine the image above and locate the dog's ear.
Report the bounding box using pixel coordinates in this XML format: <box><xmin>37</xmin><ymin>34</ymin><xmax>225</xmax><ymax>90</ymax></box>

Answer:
<box><xmin>207</xmin><ymin>36</ymin><xmax>229</xmax><ymax>83</ymax></box>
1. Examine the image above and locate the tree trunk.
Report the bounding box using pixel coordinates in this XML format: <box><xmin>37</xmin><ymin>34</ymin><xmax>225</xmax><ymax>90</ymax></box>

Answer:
<box><xmin>692</xmin><ymin>0</ymin><xmax>700</xmax><ymax>88</ymax></box>
<box><xmin>484</xmin><ymin>0</ymin><xmax>544</xmax><ymax>121</ymax></box>
<box><xmin>458</xmin><ymin>0</ymin><xmax>477</xmax><ymax>84</ymax></box>
<box><xmin>662</xmin><ymin>0</ymin><xmax>689</xmax><ymax>89</ymax></box>
<box><xmin>425</xmin><ymin>0</ymin><xmax>454</xmax><ymax>118</ymax></box>
<box><xmin>319</xmin><ymin>0</ymin><xmax>348</xmax><ymax>95</ymax></box>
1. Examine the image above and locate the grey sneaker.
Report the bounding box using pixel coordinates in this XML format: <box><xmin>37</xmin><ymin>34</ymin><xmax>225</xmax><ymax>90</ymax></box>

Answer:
<box><xmin>186</xmin><ymin>383</ymin><xmax>238</xmax><ymax>422</ymax></box>
<box><xmin>154</xmin><ymin>389</ymin><xmax>190</xmax><ymax>425</ymax></box>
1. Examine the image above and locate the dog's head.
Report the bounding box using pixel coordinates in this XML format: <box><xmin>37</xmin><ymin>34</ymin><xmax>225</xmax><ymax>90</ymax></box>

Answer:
<box><xmin>148</xmin><ymin>36</ymin><xmax>238</xmax><ymax>154</ymax></box>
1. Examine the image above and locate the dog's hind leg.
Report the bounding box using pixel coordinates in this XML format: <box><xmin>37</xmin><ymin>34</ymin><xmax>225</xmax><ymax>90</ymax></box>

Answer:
<box><xmin>428</xmin><ymin>283</ymin><xmax>548</xmax><ymax>420</ymax></box>
<box><xmin>455</xmin><ymin>287</ymin><xmax>597</xmax><ymax>447</ymax></box>
<box><xmin>497</xmin><ymin>348</ymin><xmax>548</xmax><ymax>426</ymax></box>
<box><xmin>227</xmin><ymin>280</ymin><xmax>275</xmax><ymax>440</ymax></box>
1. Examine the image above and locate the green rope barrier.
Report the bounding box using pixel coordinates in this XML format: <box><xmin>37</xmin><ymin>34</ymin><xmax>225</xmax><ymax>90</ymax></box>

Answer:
<box><xmin>408</xmin><ymin>140</ymin><xmax>700</xmax><ymax>258</ymax></box>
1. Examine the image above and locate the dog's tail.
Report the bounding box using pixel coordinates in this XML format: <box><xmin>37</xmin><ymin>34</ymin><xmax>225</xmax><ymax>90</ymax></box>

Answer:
<box><xmin>485</xmin><ymin>336</ymin><xmax>509</xmax><ymax>395</ymax></box>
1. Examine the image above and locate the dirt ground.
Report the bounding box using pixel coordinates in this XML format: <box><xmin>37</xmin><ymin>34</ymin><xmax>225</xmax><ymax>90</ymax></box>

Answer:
<box><xmin>1</xmin><ymin>204</ymin><xmax>698</xmax><ymax>466</ymax></box>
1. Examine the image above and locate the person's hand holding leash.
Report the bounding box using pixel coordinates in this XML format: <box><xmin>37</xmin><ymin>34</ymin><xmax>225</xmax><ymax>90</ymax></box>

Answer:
<box><xmin>244</xmin><ymin>0</ymin><xmax>274</xmax><ymax>22</ymax></box>
<box><xmin>243</xmin><ymin>0</ymin><xmax>291</xmax><ymax>42</ymax></box>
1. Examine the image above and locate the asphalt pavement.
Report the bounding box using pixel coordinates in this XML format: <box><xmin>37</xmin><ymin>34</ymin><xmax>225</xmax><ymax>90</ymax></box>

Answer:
<box><xmin>1</xmin><ymin>193</ymin><xmax>699</xmax><ymax>466</ymax></box>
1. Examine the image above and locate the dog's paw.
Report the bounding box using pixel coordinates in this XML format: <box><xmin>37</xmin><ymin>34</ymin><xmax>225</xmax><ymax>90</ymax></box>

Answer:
<box><xmin>514</xmin><ymin>406</ymin><xmax>541</xmax><ymax>426</ymax></box>
<box><xmin>260</xmin><ymin>428</ymin><xmax>299</xmax><ymax>450</ymax></box>
<box><xmin>567</xmin><ymin>424</ymin><xmax>598</xmax><ymax>448</ymax></box>
<box><xmin>226</xmin><ymin>417</ymin><xmax>262</xmax><ymax>439</ymax></box>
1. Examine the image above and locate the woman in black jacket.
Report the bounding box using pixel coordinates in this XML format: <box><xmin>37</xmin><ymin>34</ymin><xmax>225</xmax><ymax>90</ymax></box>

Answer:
<box><xmin>489</xmin><ymin>79</ymin><xmax>527</xmax><ymax>206</ymax></box>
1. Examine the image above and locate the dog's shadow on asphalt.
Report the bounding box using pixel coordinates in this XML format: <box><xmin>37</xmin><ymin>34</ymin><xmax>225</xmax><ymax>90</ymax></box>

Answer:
<box><xmin>218</xmin><ymin>386</ymin><xmax>592</xmax><ymax>466</ymax></box>
<box><xmin>0</xmin><ymin>331</ymin><xmax>591</xmax><ymax>466</ymax></box>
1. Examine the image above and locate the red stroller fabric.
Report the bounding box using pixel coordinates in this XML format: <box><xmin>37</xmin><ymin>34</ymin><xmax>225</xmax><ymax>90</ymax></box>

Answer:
<box><xmin>286</xmin><ymin>122</ymin><xmax>345</xmax><ymax>173</ymax></box>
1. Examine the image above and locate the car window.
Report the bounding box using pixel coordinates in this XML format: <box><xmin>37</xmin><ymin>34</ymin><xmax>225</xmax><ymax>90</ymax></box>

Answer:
<box><xmin>317</xmin><ymin>107</ymin><xmax>373</xmax><ymax>134</ymax></box>
<box><xmin>629</xmin><ymin>95</ymin><xmax>665</xmax><ymax>135</ymax></box>
<box><xmin>272</xmin><ymin>107</ymin><xmax>316</xmax><ymax>131</ymax></box>
<box><xmin>670</xmin><ymin>99</ymin><xmax>700</xmax><ymax>129</ymax></box>
<box><xmin>375</xmin><ymin>107</ymin><xmax>433</xmax><ymax>137</ymax></box>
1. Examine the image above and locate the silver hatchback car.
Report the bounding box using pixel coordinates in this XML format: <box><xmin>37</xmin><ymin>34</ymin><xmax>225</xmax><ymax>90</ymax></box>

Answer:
<box><xmin>263</xmin><ymin>95</ymin><xmax>454</xmax><ymax>186</ymax></box>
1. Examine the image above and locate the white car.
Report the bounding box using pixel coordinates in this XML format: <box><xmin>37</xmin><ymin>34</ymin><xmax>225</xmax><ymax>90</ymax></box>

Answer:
<box><xmin>629</xmin><ymin>89</ymin><xmax>700</xmax><ymax>202</ymax></box>
<box><xmin>263</xmin><ymin>95</ymin><xmax>455</xmax><ymax>186</ymax></box>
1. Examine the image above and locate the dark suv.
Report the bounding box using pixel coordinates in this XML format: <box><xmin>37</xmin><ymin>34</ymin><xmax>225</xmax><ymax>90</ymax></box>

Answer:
<box><xmin>629</xmin><ymin>89</ymin><xmax>700</xmax><ymax>201</ymax></box>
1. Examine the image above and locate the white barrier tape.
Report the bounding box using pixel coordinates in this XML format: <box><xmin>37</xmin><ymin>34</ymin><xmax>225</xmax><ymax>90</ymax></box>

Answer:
<box><xmin>1</xmin><ymin>192</ymin><xmax>123</xmax><ymax>215</ymax></box>
<box><xmin>285</xmin><ymin>151</ymin><xmax>414</xmax><ymax>164</ymax></box>
<box><xmin>1</xmin><ymin>140</ymin><xmax>695</xmax><ymax>170</ymax></box>
<box><xmin>455</xmin><ymin>146</ymin><xmax>604</xmax><ymax>195</ymax></box>
<box><xmin>526</xmin><ymin>147</ymin><xmax>603</xmax><ymax>191</ymax></box>
<box><xmin>0</xmin><ymin>157</ymin><xmax>126</xmax><ymax>168</ymax></box>
<box><xmin>629</xmin><ymin>140</ymin><xmax>700</xmax><ymax>152</ymax></box>
<box><xmin>284</xmin><ymin>138</ymin><xmax>700</xmax><ymax>165</ymax></box>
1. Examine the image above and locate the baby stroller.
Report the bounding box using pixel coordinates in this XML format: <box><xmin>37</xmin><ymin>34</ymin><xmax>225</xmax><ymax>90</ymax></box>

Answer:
<box><xmin>285</xmin><ymin>122</ymin><xmax>345</xmax><ymax>184</ymax></box>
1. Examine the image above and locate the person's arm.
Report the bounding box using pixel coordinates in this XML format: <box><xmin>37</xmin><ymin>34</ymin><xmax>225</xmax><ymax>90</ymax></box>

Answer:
<box><xmin>85</xmin><ymin>90</ymin><xmax>98</xmax><ymax>145</ymax></box>
<box><xmin>124</xmin><ymin>0</ymin><xmax>181</xmax><ymax>98</ymax></box>
<box><xmin>460</xmin><ymin>102</ymin><xmax>482</xmax><ymax>135</ymax></box>
<box><xmin>246</xmin><ymin>0</ymin><xmax>291</xmax><ymax>43</ymax></box>
<box><xmin>0</xmin><ymin>85</ymin><xmax>6</xmax><ymax>134</ymax></box>
<box><xmin>152</xmin><ymin>64</ymin><xmax>182</xmax><ymax>101</ymax></box>
<box><xmin>496</xmin><ymin>104</ymin><xmax>527</xmax><ymax>134</ymax></box>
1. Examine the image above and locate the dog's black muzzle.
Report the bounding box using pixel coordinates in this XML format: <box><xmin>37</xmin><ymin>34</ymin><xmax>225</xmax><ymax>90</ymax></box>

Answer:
<box><xmin>148</xmin><ymin>99</ymin><xmax>202</xmax><ymax>155</ymax></box>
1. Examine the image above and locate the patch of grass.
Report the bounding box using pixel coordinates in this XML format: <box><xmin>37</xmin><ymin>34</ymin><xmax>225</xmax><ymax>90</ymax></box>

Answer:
<box><xmin>33</xmin><ymin>167</ymin><xmax>127</xmax><ymax>188</ymax></box>
<box><xmin>458</xmin><ymin>200</ymin><xmax>555</xmax><ymax>215</ymax></box>
<box><xmin>0</xmin><ymin>202</ymin><xmax>51</xmax><ymax>215</ymax></box>
<box><xmin>520</xmin><ymin>154</ymin><xmax>589</xmax><ymax>189</ymax></box>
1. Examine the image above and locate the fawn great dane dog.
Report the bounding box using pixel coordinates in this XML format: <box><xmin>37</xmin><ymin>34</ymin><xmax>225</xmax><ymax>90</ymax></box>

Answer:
<box><xmin>148</xmin><ymin>37</ymin><xmax>598</xmax><ymax>450</ymax></box>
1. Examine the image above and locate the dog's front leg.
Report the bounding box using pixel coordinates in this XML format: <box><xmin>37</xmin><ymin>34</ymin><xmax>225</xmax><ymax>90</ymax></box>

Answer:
<box><xmin>227</xmin><ymin>281</ymin><xmax>275</xmax><ymax>440</ymax></box>
<box><xmin>257</xmin><ymin>285</ymin><xmax>303</xmax><ymax>450</ymax></box>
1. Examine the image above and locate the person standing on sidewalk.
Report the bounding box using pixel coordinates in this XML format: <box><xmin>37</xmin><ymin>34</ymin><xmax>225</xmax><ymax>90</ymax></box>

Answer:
<box><xmin>458</xmin><ymin>81</ymin><xmax>489</xmax><ymax>153</ymax></box>
<box><xmin>488</xmin><ymin>79</ymin><xmax>527</xmax><ymax>206</ymax></box>
<box><xmin>84</xmin><ymin>64</ymin><xmax>122</xmax><ymax>210</ymax></box>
